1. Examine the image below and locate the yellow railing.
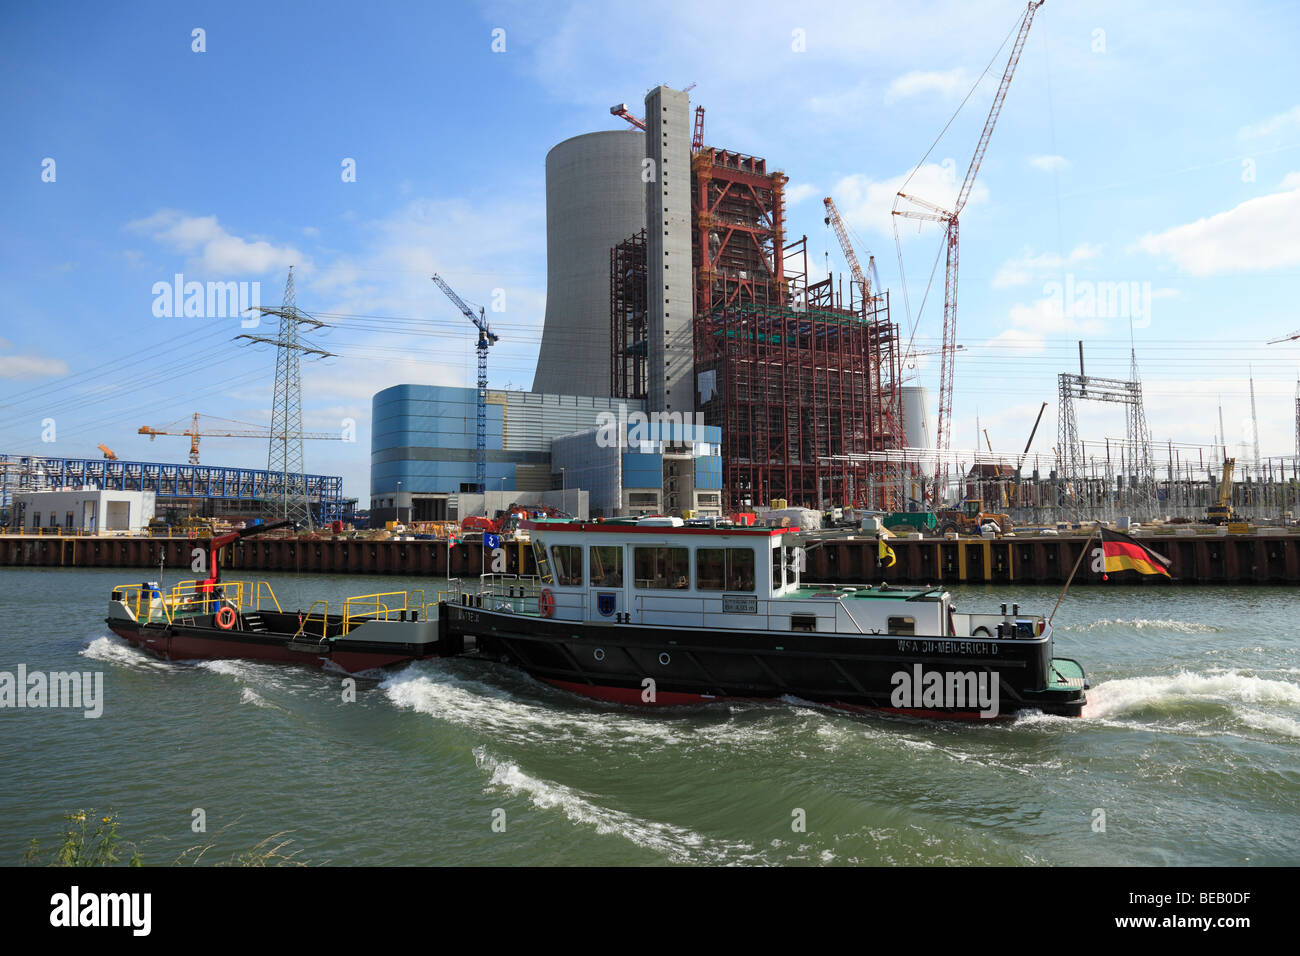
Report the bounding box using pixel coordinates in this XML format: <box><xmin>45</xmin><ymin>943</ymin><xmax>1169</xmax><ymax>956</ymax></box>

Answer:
<box><xmin>342</xmin><ymin>589</ymin><xmax>425</xmax><ymax>635</ymax></box>
<box><xmin>111</xmin><ymin>579</ymin><xmax>282</xmax><ymax>625</ymax></box>
<box><xmin>296</xmin><ymin>600</ymin><xmax>331</xmax><ymax>642</ymax></box>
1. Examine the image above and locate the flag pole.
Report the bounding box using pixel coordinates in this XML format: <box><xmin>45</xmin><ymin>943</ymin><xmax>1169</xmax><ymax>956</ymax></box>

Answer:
<box><xmin>1049</xmin><ymin>524</ymin><xmax>1099</xmax><ymax>624</ymax></box>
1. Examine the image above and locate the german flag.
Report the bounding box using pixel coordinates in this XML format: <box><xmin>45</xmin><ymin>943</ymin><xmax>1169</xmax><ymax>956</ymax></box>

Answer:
<box><xmin>1099</xmin><ymin>528</ymin><xmax>1171</xmax><ymax>577</ymax></box>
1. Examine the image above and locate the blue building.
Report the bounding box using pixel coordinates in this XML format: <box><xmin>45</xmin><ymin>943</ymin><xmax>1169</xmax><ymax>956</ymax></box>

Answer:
<box><xmin>371</xmin><ymin>385</ymin><xmax>641</xmax><ymax>521</ymax></box>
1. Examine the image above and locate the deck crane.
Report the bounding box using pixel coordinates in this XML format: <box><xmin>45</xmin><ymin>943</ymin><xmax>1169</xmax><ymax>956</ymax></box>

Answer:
<box><xmin>432</xmin><ymin>274</ymin><xmax>498</xmax><ymax>494</ymax></box>
<box><xmin>892</xmin><ymin>0</ymin><xmax>1044</xmax><ymax>506</ymax></box>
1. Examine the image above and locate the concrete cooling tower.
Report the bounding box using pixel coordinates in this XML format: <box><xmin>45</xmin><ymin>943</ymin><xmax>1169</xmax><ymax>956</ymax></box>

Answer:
<box><xmin>531</xmin><ymin>129</ymin><xmax>646</xmax><ymax>397</ymax></box>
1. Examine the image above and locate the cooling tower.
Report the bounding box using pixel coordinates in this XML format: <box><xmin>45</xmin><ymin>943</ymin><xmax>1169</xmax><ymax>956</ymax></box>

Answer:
<box><xmin>531</xmin><ymin>129</ymin><xmax>646</xmax><ymax>397</ymax></box>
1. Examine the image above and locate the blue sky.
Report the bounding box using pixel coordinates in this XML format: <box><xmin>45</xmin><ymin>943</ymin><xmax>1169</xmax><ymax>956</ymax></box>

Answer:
<box><xmin>3</xmin><ymin>0</ymin><xmax>1300</xmax><ymax>505</ymax></box>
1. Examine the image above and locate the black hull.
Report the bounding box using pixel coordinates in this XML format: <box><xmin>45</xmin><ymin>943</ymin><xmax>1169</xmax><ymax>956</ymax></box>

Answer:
<box><xmin>105</xmin><ymin>608</ymin><xmax>450</xmax><ymax>673</ymax></box>
<box><xmin>442</xmin><ymin>604</ymin><xmax>1086</xmax><ymax>718</ymax></box>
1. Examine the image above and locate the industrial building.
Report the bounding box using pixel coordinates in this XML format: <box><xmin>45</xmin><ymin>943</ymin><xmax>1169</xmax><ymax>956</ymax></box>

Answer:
<box><xmin>387</xmin><ymin>84</ymin><xmax>910</xmax><ymax>520</ymax></box>
<box><xmin>0</xmin><ymin>454</ymin><xmax>352</xmax><ymax>528</ymax></box>
<box><xmin>11</xmin><ymin>488</ymin><xmax>155</xmax><ymax>534</ymax></box>
<box><xmin>551</xmin><ymin>416</ymin><xmax>722</xmax><ymax>518</ymax></box>
<box><xmin>370</xmin><ymin>385</ymin><xmax>640</xmax><ymax>521</ymax></box>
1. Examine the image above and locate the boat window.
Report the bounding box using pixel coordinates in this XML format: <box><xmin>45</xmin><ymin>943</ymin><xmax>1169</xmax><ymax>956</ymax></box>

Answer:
<box><xmin>696</xmin><ymin>547</ymin><xmax>755</xmax><ymax>591</ymax></box>
<box><xmin>791</xmin><ymin>614</ymin><xmax>817</xmax><ymax>632</ymax></box>
<box><xmin>888</xmin><ymin>616</ymin><xmax>916</xmax><ymax>636</ymax></box>
<box><xmin>590</xmin><ymin>545</ymin><xmax>623</xmax><ymax>587</ymax></box>
<box><xmin>532</xmin><ymin>538</ymin><xmax>554</xmax><ymax>585</ymax></box>
<box><xmin>551</xmin><ymin>545</ymin><xmax>583</xmax><ymax>586</ymax></box>
<box><xmin>634</xmin><ymin>546</ymin><xmax>690</xmax><ymax>589</ymax></box>
<box><xmin>773</xmin><ymin>546</ymin><xmax>786</xmax><ymax>591</ymax></box>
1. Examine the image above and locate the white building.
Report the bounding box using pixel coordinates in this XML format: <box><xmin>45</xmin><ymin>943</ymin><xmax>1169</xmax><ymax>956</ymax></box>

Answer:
<box><xmin>12</xmin><ymin>489</ymin><xmax>155</xmax><ymax>533</ymax></box>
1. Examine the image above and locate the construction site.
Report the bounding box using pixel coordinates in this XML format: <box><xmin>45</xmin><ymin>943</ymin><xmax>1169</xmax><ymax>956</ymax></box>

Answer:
<box><xmin>5</xmin><ymin>1</ymin><xmax>1300</xmax><ymax>581</ymax></box>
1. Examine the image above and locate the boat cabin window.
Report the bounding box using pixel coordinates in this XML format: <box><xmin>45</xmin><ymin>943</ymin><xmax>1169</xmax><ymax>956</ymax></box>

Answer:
<box><xmin>551</xmin><ymin>545</ymin><xmax>583</xmax><ymax>586</ymax></box>
<box><xmin>531</xmin><ymin>538</ymin><xmax>554</xmax><ymax>585</ymax></box>
<box><xmin>888</xmin><ymin>616</ymin><xmax>916</xmax><ymax>636</ymax></box>
<box><xmin>634</xmin><ymin>546</ymin><xmax>690</xmax><ymax>589</ymax></box>
<box><xmin>791</xmin><ymin>614</ymin><xmax>817</xmax><ymax>632</ymax></box>
<box><xmin>696</xmin><ymin>547</ymin><xmax>756</xmax><ymax>591</ymax></box>
<box><xmin>590</xmin><ymin>545</ymin><xmax>623</xmax><ymax>587</ymax></box>
<box><xmin>773</xmin><ymin>545</ymin><xmax>786</xmax><ymax>591</ymax></box>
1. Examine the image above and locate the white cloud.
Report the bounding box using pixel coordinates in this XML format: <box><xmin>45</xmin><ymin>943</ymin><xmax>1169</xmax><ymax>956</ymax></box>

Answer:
<box><xmin>832</xmin><ymin>161</ymin><xmax>988</xmax><ymax>237</ymax></box>
<box><xmin>1237</xmin><ymin>105</ymin><xmax>1300</xmax><ymax>139</ymax></box>
<box><xmin>884</xmin><ymin>68</ymin><xmax>971</xmax><ymax>105</ymax></box>
<box><xmin>784</xmin><ymin>182</ymin><xmax>820</xmax><ymax>205</ymax></box>
<box><xmin>1028</xmin><ymin>154</ymin><xmax>1069</xmax><ymax>172</ymax></box>
<box><xmin>992</xmin><ymin>243</ymin><xmax>1101</xmax><ymax>288</ymax></box>
<box><xmin>0</xmin><ymin>351</ymin><xmax>69</xmax><ymax>380</ymax></box>
<box><xmin>126</xmin><ymin>210</ymin><xmax>306</xmax><ymax>277</ymax></box>
<box><xmin>1280</xmin><ymin>171</ymin><xmax>1300</xmax><ymax>190</ymax></box>
<box><xmin>1137</xmin><ymin>181</ymin><xmax>1300</xmax><ymax>275</ymax></box>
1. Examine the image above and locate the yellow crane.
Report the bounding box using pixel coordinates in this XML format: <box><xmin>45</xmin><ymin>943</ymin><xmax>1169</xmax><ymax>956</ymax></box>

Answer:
<box><xmin>1207</xmin><ymin>457</ymin><xmax>1236</xmax><ymax>525</ymax></box>
<box><xmin>139</xmin><ymin>412</ymin><xmax>341</xmax><ymax>465</ymax></box>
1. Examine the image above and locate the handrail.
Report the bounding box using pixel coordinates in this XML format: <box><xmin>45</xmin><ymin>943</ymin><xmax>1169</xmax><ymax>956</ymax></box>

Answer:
<box><xmin>297</xmin><ymin>600</ymin><xmax>330</xmax><ymax>642</ymax></box>
<box><xmin>342</xmin><ymin>589</ymin><xmax>425</xmax><ymax>635</ymax></box>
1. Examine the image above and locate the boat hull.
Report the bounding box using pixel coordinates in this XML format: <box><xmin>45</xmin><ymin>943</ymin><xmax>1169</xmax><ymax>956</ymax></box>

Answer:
<box><xmin>443</xmin><ymin>603</ymin><xmax>1086</xmax><ymax>718</ymax></box>
<box><xmin>105</xmin><ymin>607</ymin><xmax>448</xmax><ymax>674</ymax></box>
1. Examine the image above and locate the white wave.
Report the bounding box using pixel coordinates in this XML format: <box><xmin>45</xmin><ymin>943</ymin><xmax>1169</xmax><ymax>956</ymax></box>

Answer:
<box><xmin>239</xmin><ymin>687</ymin><xmax>282</xmax><ymax>711</ymax></box>
<box><xmin>472</xmin><ymin>747</ymin><xmax>758</xmax><ymax>864</ymax></box>
<box><xmin>1236</xmin><ymin>708</ymin><xmax>1300</xmax><ymax>739</ymax></box>
<box><xmin>79</xmin><ymin>635</ymin><xmax>172</xmax><ymax>672</ymax></box>
<box><xmin>380</xmin><ymin>663</ymin><xmax>692</xmax><ymax>749</ymax></box>
<box><xmin>1084</xmin><ymin>670</ymin><xmax>1300</xmax><ymax>719</ymax></box>
<box><xmin>1060</xmin><ymin>618</ymin><xmax>1222</xmax><ymax>634</ymax></box>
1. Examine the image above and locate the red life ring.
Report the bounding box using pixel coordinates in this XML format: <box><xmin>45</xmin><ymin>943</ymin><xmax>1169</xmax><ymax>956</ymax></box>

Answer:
<box><xmin>215</xmin><ymin>606</ymin><xmax>237</xmax><ymax>630</ymax></box>
<box><xmin>538</xmin><ymin>588</ymin><xmax>555</xmax><ymax>618</ymax></box>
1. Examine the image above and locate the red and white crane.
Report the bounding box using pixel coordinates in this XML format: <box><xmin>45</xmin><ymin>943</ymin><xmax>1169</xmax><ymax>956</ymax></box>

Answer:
<box><xmin>893</xmin><ymin>0</ymin><xmax>1044</xmax><ymax>506</ymax></box>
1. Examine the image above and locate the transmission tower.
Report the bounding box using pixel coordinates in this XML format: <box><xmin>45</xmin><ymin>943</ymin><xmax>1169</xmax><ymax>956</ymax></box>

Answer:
<box><xmin>237</xmin><ymin>267</ymin><xmax>334</xmax><ymax>528</ymax></box>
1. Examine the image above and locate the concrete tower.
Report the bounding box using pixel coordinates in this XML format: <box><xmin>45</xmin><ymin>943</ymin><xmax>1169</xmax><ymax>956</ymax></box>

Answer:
<box><xmin>531</xmin><ymin>129</ymin><xmax>646</xmax><ymax>397</ymax></box>
<box><xmin>644</xmin><ymin>85</ymin><xmax>694</xmax><ymax>415</ymax></box>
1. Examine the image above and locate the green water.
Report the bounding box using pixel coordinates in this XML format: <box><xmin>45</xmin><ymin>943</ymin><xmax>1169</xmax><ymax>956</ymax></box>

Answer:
<box><xmin>1</xmin><ymin>567</ymin><xmax>1297</xmax><ymax>865</ymax></box>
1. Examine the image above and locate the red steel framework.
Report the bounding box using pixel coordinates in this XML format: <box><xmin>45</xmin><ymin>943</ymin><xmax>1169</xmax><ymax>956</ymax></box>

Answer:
<box><xmin>610</xmin><ymin>140</ymin><xmax>905</xmax><ymax>511</ymax></box>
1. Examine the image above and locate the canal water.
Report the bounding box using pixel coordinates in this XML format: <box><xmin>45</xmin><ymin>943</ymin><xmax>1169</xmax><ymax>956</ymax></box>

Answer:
<box><xmin>1</xmin><ymin>567</ymin><xmax>1296</xmax><ymax>865</ymax></box>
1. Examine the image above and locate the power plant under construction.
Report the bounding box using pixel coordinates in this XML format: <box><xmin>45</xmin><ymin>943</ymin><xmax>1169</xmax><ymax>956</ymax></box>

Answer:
<box><xmin>6</xmin><ymin>3</ymin><xmax>1300</xmax><ymax>580</ymax></box>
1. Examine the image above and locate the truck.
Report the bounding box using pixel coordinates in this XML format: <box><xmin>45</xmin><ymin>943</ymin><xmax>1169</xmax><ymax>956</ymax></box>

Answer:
<box><xmin>936</xmin><ymin>498</ymin><xmax>1012</xmax><ymax>535</ymax></box>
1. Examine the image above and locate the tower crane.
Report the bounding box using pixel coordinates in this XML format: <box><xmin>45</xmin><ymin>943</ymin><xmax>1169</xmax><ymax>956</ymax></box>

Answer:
<box><xmin>892</xmin><ymin>0</ymin><xmax>1044</xmax><ymax>506</ymax></box>
<box><xmin>138</xmin><ymin>412</ymin><xmax>340</xmax><ymax>465</ymax></box>
<box><xmin>432</xmin><ymin>274</ymin><xmax>498</xmax><ymax>494</ymax></box>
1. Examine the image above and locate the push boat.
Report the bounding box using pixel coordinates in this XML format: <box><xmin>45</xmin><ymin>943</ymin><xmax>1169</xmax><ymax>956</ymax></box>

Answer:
<box><xmin>106</xmin><ymin>521</ymin><xmax>448</xmax><ymax>672</ymax></box>
<box><xmin>442</xmin><ymin>518</ymin><xmax>1090</xmax><ymax>718</ymax></box>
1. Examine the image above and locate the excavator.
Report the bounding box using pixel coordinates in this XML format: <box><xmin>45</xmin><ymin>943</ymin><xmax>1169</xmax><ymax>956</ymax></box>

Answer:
<box><xmin>1207</xmin><ymin>458</ymin><xmax>1236</xmax><ymax>525</ymax></box>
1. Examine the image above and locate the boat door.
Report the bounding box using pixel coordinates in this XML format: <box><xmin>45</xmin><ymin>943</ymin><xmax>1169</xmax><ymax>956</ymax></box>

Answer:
<box><xmin>587</xmin><ymin>542</ymin><xmax>627</xmax><ymax>623</ymax></box>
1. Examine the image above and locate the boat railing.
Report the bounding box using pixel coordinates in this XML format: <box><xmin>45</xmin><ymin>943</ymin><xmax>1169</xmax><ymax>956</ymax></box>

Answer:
<box><xmin>477</xmin><ymin>573</ymin><xmax>544</xmax><ymax>615</ymax></box>
<box><xmin>342</xmin><ymin>589</ymin><xmax>427</xmax><ymax>635</ymax></box>
<box><xmin>296</xmin><ymin>600</ymin><xmax>332</xmax><ymax>642</ymax></box>
<box><xmin>112</xmin><ymin>579</ymin><xmax>282</xmax><ymax>625</ymax></box>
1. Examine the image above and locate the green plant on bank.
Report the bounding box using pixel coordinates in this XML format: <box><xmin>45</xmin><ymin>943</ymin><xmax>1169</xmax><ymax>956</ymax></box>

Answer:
<box><xmin>23</xmin><ymin>810</ymin><xmax>320</xmax><ymax>866</ymax></box>
<box><xmin>23</xmin><ymin>809</ymin><xmax>142</xmax><ymax>867</ymax></box>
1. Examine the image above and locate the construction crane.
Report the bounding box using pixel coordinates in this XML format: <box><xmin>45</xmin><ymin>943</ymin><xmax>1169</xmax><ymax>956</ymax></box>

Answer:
<box><xmin>823</xmin><ymin>196</ymin><xmax>875</xmax><ymax>303</ymax></box>
<box><xmin>138</xmin><ymin>413</ymin><xmax>339</xmax><ymax>465</ymax></box>
<box><xmin>893</xmin><ymin>0</ymin><xmax>1044</xmax><ymax>506</ymax></box>
<box><xmin>1267</xmin><ymin>328</ymin><xmax>1300</xmax><ymax>344</ymax></box>
<box><xmin>611</xmin><ymin>84</ymin><xmax>698</xmax><ymax>133</ymax></box>
<box><xmin>432</xmin><ymin>274</ymin><xmax>498</xmax><ymax>494</ymax></box>
<box><xmin>97</xmin><ymin>444</ymin><xmax>117</xmax><ymax>461</ymax></box>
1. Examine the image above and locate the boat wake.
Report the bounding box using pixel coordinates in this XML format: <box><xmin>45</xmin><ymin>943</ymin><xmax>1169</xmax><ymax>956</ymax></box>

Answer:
<box><xmin>79</xmin><ymin>634</ymin><xmax>173</xmax><ymax>672</ymax></box>
<box><xmin>1083</xmin><ymin>669</ymin><xmax>1300</xmax><ymax>738</ymax></box>
<box><xmin>471</xmin><ymin>746</ymin><xmax>760</xmax><ymax>864</ymax></box>
<box><xmin>1059</xmin><ymin>618</ymin><xmax>1223</xmax><ymax>634</ymax></box>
